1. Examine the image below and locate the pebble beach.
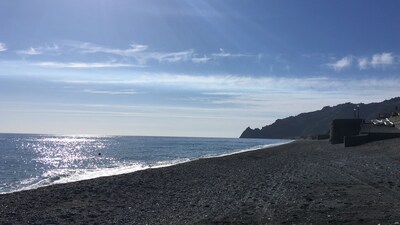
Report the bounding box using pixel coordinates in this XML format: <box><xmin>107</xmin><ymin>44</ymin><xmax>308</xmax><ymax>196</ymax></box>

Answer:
<box><xmin>1</xmin><ymin>139</ymin><xmax>400</xmax><ymax>224</ymax></box>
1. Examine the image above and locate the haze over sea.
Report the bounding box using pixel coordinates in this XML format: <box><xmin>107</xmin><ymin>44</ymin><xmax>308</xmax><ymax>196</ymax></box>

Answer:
<box><xmin>0</xmin><ymin>133</ymin><xmax>289</xmax><ymax>194</ymax></box>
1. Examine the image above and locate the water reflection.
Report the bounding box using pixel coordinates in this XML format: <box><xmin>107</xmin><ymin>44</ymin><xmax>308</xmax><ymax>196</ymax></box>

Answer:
<box><xmin>20</xmin><ymin>136</ymin><xmax>107</xmax><ymax>168</ymax></box>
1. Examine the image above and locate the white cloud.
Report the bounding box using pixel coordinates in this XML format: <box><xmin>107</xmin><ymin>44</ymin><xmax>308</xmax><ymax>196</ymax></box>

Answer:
<box><xmin>328</xmin><ymin>56</ymin><xmax>353</xmax><ymax>71</ymax></box>
<box><xmin>191</xmin><ymin>55</ymin><xmax>211</xmax><ymax>63</ymax></box>
<box><xmin>13</xmin><ymin>41</ymin><xmax>258</xmax><ymax>66</ymax></box>
<box><xmin>371</xmin><ymin>52</ymin><xmax>394</xmax><ymax>68</ymax></box>
<box><xmin>17</xmin><ymin>47</ymin><xmax>42</xmax><ymax>55</ymax></box>
<box><xmin>211</xmin><ymin>48</ymin><xmax>249</xmax><ymax>58</ymax></box>
<box><xmin>0</xmin><ymin>42</ymin><xmax>7</xmax><ymax>52</ymax></box>
<box><xmin>62</xmin><ymin>41</ymin><xmax>195</xmax><ymax>64</ymax></box>
<box><xmin>330</xmin><ymin>53</ymin><xmax>396</xmax><ymax>71</ymax></box>
<box><xmin>58</xmin><ymin>73</ymin><xmax>400</xmax><ymax>94</ymax></box>
<box><xmin>147</xmin><ymin>50</ymin><xmax>194</xmax><ymax>63</ymax></box>
<box><xmin>357</xmin><ymin>57</ymin><xmax>369</xmax><ymax>70</ymax></box>
<box><xmin>34</xmin><ymin>61</ymin><xmax>140</xmax><ymax>68</ymax></box>
<box><xmin>57</xmin><ymin>73</ymin><xmax>400</xmax><ymax>122</ymax></box>
<box><xmin>358</xmin><ymin>53</ymin><xmax>396</xmax><ymax>70</ymax></box>
<box><xmin>83</xmin><ymin>89</ymin><xmax>137</xmax><ymax>95</ymax></box>
<box><xmin>70</xmin><ymin>42</ymin><xmax>148</xmax><ymax>56</ymax></box>
<box><xmin>17</xmin><ymin>45</ymin><xmax>60</xmax><ymax>56</ymax></box>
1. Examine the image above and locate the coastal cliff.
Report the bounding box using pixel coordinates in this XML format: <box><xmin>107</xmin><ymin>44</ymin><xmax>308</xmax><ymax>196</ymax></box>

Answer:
<box><xmin>240</xmin><ymin>97</ymin><xmax>400</xmax><ymax>139</ymax></box>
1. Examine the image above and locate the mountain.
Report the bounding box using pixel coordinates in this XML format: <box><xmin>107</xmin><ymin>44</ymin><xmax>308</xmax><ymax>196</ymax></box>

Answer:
<box><xmin>240</xmin><ymin>97</ymin><xmax>400</xmax><ymax>139</ymax></box>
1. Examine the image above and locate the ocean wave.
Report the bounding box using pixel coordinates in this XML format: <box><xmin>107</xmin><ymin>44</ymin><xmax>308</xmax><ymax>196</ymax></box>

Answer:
<box><xmin>201</xmin><ymin>140</ymin><xmax>293</xmax><ymax>159</ymax></box>
<box><xmin>3</xmin><ymin>158</ymin><xmax>191</xmax><ymax>194</ymax></box>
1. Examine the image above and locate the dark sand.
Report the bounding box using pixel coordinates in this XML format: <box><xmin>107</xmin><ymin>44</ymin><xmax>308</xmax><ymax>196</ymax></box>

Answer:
<box><xmin>2</xmin><ymin>139</ymin><xmax>400</xmax><ymax>224</ymax></box>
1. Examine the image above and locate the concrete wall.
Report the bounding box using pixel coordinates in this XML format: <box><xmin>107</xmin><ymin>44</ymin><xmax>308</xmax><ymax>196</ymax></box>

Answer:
<box><xmin>344</xmin><ymin>134</ymin><xmax>369</xmax><ymax>147</ymax></box>
<box><xmin>330</xmin><ymin>119</ymin><xmax>364</xmax><ymax>144</ymax></box>
<box><xmin>344</xmin><ymin>132</ymin><xmax>400</xmax><ymax>147</ymax></box>
<box><xmin>330</xmin><ymin>119</ymin><xmax>400</xmax><ymax>147</ymax></box>
<box><xmin>368</xmin><ymin>132</ymin><xmax>400</xmax><ymax>142</ymax></box>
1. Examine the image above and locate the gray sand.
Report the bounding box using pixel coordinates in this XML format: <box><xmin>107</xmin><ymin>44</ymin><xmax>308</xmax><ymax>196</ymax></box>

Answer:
<box><xmin>1</xmin><ymin>139</ymin><xmax>400</xmax><ymax>224</ymax></box>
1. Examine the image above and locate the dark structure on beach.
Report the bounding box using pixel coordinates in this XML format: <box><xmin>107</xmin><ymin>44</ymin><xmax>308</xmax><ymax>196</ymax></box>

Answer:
<box><xmin>330</xmin><ymin>118</ymin><xmax>400</xmax><ymax>147</ymax></box>
<box><xmin>330</xmin><ymin>119</ymin><xmax>364</xmax><ymax>144</ymax></box>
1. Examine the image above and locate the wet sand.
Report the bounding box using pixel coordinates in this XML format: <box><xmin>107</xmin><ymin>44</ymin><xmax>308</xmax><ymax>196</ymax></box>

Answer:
<box><xmin>1</xmin><ymin>139</ymin><xmax>400</xmax><ymax>224</ymax></box>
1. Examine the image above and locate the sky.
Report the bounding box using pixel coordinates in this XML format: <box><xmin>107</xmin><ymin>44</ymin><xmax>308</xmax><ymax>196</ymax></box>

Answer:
<box><xmin>0</xmin><ymin>0</ymin><xmax>400</xmax><ymax>137</ymax></box>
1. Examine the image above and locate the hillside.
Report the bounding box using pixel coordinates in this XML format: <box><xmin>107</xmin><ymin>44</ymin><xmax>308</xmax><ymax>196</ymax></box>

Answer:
<box><xmin>240</xmin><ymin>97</ymin><xmax>400</xmax><ymax>139</ymax></box>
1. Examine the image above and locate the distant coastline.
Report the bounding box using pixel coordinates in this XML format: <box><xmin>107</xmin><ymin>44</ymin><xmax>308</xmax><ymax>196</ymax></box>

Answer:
<box><xmin>240</xmin><ymin>97</ymin><xmax>400</xmax><ymax>139</ymax></box>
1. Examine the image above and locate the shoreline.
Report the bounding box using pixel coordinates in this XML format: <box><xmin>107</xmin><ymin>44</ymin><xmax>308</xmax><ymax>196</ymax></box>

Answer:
<box><xmin>1</xmin><ymin>139</ymin><xmax>292</xmax><ymax>195</ymax></box>
<box><xmin>197</xmin><ymin>139</ymin><xmax>293</xmax><ymax>160</ymax></box>
<box><xmin>2</xmin><ymin>139</ymin><xmax>400</xmax><ymax>224</ymax></box>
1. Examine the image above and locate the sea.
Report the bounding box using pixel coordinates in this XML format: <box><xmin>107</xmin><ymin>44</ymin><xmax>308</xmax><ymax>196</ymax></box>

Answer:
<box><xmin>0</xmin><ymin>133</ymin><xmax>290</xmax><ymax>194</ymax></box>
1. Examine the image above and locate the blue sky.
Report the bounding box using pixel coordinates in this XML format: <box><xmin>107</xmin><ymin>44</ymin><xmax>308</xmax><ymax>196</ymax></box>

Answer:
<box><xmin>0</xmin><ymin>0</ymin><xmax>400</xmax><ymax>137</ymax></box>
